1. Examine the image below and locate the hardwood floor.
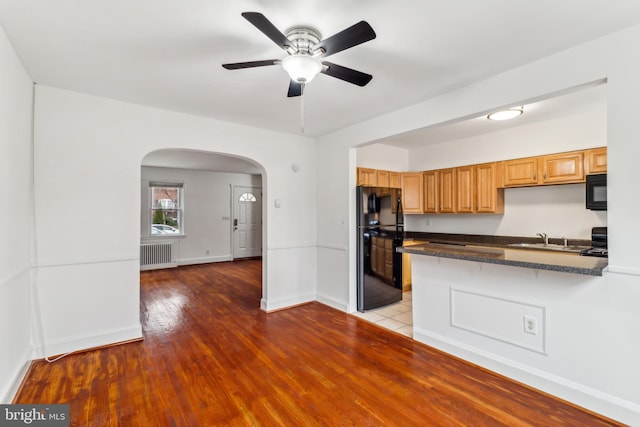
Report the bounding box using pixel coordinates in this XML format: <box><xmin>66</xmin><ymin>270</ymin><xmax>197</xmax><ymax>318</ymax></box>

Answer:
<box><xmin>14</xmin><ymin>259</ymin><xmax>622</xmax><ymax>426</ymax></box>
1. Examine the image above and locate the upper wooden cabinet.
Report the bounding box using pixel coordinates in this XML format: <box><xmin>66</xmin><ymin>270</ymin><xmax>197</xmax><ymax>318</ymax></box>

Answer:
<box><xmin>476</xmin><ymin>162</ymin><xmax>504</xmax><ymax>213</ymax></box>
<box><xmin>356</xmin><ymin>167</ymin><xmax>401</xmax><ymax>188</ymax></box>
<box><xmin>376</xmin><ymin>170</ymin><xmax>390</xmax><ymax>187</ymax></box>
<box><xmin>423</xmin><ymin>170</ymin><xmax>439</xmax><ymax>213</ymax></box>
<box><xmin>357</xmin><ymin>168</ymin><xmax>377</xmax><ymax>186</ymax></box>
<box><xmin>455</xmin><ymin>166</ymin><xmax>474</xmax><ymax>213</ymax></box>
<box><xmin>502</xmin><ymin>149</ymin><xmax>592</xmax><ymax>187</ymax></box>
<box><xmin>585</xmin><ymin>147</ymin><xmax>607</xmax><ymax>174</ymax></box>
<box><xmin>389</xmin><ymin>172</ymin><xmax>401</xmax><ymax>188</ymax></box>
<box><xmin>540</xmin><ymin>151</ymin><xmax>584</xmax><ymax>184</ymax></box>
<box><xmin>453</xmin><ymin>163</ymin><xmax>504</xmax><ymax>214</ymax></box>
<box><xmin>502</xmin><ymin>157</ymin><xmax>539</xmax><ymax>187</ymax></box>
<box><xmin>401</xmin><ymin>172</ymin><xmax>424</xmax><ymax>214</ymax></box>
<box><xmin>438</xmin><ymin>168</ymin><xmax>457</xmax><ymax>213</ymax></box>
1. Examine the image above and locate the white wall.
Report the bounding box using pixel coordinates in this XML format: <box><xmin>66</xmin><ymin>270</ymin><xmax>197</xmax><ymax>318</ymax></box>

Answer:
<box><xmin>141</xmin><ymin>166</ymin><xmax>261</xmax><ymax>265</ymax></box>
<box><xmin>317</xmin><ymin>24</ymin><xmax>640</xmax><ymax>424</ymax></box>
<box><xmin>355</xmin><ymin>143</ymin><xmax>409</xmax><ymax>171</ymax></box>
<box><xmin>0</xmin><ymin>26</ymin><xmax>34</xmax><ymax>402</ymax></box>
<box><xmin>32</xmin><ymin>85</ymin><xmax>318</xmax><ymax>357</ymax></box>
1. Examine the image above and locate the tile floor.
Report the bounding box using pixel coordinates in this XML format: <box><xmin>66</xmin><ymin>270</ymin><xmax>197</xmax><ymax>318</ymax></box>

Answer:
<box><xmin>352</xmin><ymin>291</ymin><xmax>413</xmax><ymax>337</ymax></box>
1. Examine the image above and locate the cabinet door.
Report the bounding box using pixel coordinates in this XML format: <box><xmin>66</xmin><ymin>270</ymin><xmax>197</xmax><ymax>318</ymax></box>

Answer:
<box><xmin>401</xmin><ymin>172</ymin><xmax>424</xmax><ymax>214</ymax></box>
<box><xmin>503</xmin><ymin>157</ymin><xmax>539</xmax><ymax>187</ymax></box>
<box><xmin>371</xmin><ymin>237</ymin><xmax>379</xmax><ymax>274</ymax></box>
<box><xmin>476</xmin><ymin>162</ymin><xmax>504</xmax><ymax>214</ymax></box>
<box><xmin>389</xmin><ymin>172</ymin><xmax>401</xmax><ymax>188</ymax></box>
<box><xmin>541</xmin><ymin>152</ymin><xmax>584</xmax><ymax>184</ymax></box>
<box><xmin>376</xmin><ymin>170</ymin><xmax>390</xmax><ymax>187</ymax></box>
<box><xmin>585</xmin><ymin>147</ymin><xmax>607</xmax><ymax>174</ymax></box>
<box><xmin>456</xmin><ymin>166</ymin><xmax>475</xmax><ymax>213</ymax></box>
<box><xmin>357</xmin><ymin>168</ymin><xmax>377</xmax><ymax>186</ymax></box>
<box><xmin>438</xmin><ymin>168</ymin><xmax>456</xmax><ymax>213</ymax></box>
<box><xmin>423</xmin><ymin>170</ymin><xmax>439</xmax><ymax>213</ymax></box>
<box><xmin>384</xmin><ymin>239</ymin><xmax>394</xmax><ymax>281</ymax></box>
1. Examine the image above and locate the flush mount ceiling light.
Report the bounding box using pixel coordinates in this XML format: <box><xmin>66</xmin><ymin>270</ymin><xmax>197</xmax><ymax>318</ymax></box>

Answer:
<box><xmin>487</xmin><ymin>106</ymin><xmax>524</xmax><ymax>121</ymax></box>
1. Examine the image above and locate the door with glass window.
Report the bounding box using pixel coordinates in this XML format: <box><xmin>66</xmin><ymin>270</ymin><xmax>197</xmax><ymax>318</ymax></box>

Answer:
<box><xmin>232</xmin><ymin>186</ymin><xmax>262</xmax><ymax>259</ymax></box>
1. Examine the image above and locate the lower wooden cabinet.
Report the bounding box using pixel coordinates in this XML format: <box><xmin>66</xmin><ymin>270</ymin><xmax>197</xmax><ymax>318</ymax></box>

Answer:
<box><xmin>371</xmin><ymin>236</ymin><xmax>394</xmax><ymax>284</ymax></box>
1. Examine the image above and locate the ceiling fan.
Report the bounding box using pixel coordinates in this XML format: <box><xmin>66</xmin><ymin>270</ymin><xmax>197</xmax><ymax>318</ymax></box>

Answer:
<box><xmin>222</xmin><ymin>12</ymin><xmax>376</xmax><ymax>97</ymax></box>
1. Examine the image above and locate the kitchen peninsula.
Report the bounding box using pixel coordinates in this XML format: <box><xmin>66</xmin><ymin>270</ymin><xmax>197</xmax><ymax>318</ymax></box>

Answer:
<box><xmin>399</xmin><ymin>241</ymin><xmax>608</xmax><ymax>276</ymax></box>
<box><xmin>398</xmin><ymin>232</ymin><xmax>612</xmax><ymax>420</ymax></box>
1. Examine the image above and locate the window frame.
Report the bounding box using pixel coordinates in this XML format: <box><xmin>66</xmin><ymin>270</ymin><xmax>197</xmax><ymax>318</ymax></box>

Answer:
<box><xmin>149</xmin><ymin>182</ymin><xmax>184</xmax><ymax>236</ymax></box>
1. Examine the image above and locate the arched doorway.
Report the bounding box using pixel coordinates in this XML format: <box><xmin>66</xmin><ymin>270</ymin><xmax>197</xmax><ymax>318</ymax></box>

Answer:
<box><xmin>140</xmin><ymin>149</ymin><xmax>266</xmax><ymax>302</ymax></box>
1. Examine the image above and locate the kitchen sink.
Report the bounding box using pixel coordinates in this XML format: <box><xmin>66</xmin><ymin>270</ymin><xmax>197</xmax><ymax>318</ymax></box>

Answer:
<box><xmin>507</xmin><ymin>242</ymin><xmax>589</xmax><ymax>253</ymax></box>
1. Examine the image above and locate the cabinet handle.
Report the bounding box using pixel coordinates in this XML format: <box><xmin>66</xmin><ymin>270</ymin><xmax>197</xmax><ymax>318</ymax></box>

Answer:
<box><xmin>544</xmin><ymin>172</ymin><xmax>547</xmax><ymax>179</ymax></box>
<box><xmin>533</xmin><ymin>173</ymin><xmax>537</xmax><ymax>180</ymax></box>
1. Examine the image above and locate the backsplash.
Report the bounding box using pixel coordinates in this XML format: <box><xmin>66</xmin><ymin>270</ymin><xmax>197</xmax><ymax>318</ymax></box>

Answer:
<box><xmin>404</xmin><ymin>183</ymin><xmax>607</xmax><ymax>240</ymax></box>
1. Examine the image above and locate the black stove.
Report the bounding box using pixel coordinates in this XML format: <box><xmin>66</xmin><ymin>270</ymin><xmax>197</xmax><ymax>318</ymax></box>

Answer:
<box><xmin>579</xmin><ymin>226</ymin><xmax>608</xmax><ymax>258</ymax></box>
<box><xmin>580</xmin><ymin>247</ymin><xmax>608</xmax><ymax>257</ymax></box>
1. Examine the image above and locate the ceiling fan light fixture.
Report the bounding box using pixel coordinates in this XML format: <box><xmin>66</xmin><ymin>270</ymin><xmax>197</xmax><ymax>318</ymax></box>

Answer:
<box><xmin>487</xmin><ymin>106</ymin><xmax>524</xmax><ymax>121</ymax></box>
<box><xmin>282</xmin><ymin>54</ymin><xmax>322</xmax><ymax>83</ymax></box>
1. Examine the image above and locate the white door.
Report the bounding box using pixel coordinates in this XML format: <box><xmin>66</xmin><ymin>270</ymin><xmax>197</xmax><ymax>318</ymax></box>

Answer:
<box><xmin>232</xmin><ymin>186</ymin><xmax>262</xmax><ymax>259</ymax></box>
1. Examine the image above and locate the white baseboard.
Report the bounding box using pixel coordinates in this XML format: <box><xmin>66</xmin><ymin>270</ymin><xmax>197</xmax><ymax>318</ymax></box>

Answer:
<box><xmin>261</xmin><ymin>294</ymin><xmax>315</xmax><ymax>312</ymax></box>
<box><xmin>178</xmin><ymin>255</ymin><xmax>232</xmax><ymax>266</ymax></box>
<box><xmin>413</xmin><ymin>327</ymin><xmax>640</xmax><ymax>426</ymax></box>
<box><xmin>1</xmin><ymin>354</ymin><xmax>31</xmax><ymax>404</ymax></box>
<box><xmin>32</xmin><ymin>324</ymin><xmax>143</xmax><ymax>360</ymax></box>
<box><xmin>315</xmin><ymin>293</ymin><xmax>348</xmax><ymax>312</ymax></box>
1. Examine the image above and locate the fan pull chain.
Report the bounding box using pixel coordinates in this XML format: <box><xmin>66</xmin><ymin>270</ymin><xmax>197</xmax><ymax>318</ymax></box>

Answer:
<box><xmin>300</xmin><ymin>85</ymin><xmax>305</xmax><ymax>133</ymax></box>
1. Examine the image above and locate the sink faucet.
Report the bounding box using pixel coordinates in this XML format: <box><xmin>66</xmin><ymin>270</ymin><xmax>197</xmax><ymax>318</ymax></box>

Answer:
<box><xmin>536</xmin><ymin>232</ymin><xmax>549</xmax><ymax>246</ymax></box>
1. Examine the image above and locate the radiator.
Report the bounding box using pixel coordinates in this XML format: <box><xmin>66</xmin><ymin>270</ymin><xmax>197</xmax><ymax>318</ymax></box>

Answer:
<box><xmin>140</xmin><ymin>242</ymin><xmax>177</xmax><ymax>270</ymax></box>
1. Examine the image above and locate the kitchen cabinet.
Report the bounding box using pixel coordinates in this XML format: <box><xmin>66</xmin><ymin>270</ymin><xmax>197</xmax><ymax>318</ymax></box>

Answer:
<box><xmin>376</xmin><ymin>170</ymin><xmax>390</xmax><ymax>187</ymax></box>
<box><xmin>540</xmin><ymin>151</ymin><xmax>584</xmax><ymax>184</ymax></box>
<box><xmin>423</xmin><ymin>170</ymin><xmax>439</xmax><ymax>213</ymax></box>
<box><xmin>438</xmin><ymin>168</ymin><xmax>456</xmax><ymax>213</ymax></box>
<box><xmin>371</xmin><ymin>236</ymin><xmax>394</xmax><ymax>284</ymax></box>
<box><xmin>503</xmin><ymin>150</ymin><xmax>585</xmax><ymax>187</ymax></box>
<box><xmin>456</xmin><ymin>166</ymin><xmax>475</xmax><ymax>213</ymax></box>
<box><xmin>476</xmin><ymin>162</ymin><xmax>504</xmax><ymax>213</ymax></box>
<box><xmin>357</xmin><ymin>168</ymin><xmax>377</xmax><ymax>186</ymax></box>
<box><xmin>389</xmin><ymin>172</ymin><xmax>401</xmax><ymax>188</ymax></box>
<box><xmin>502</xmin><ymin>157</ymin><xmax>539</xmax><ymax>187</ymax></box>
<box><xmin>585</xmin><ymin>147</ymin><xmax>607</xmax><ymax>173</ymax></box>
<box><xmin>401</xmin><ymin>172</ymin><xmax>424</xmax><ymax>213</ymax></box>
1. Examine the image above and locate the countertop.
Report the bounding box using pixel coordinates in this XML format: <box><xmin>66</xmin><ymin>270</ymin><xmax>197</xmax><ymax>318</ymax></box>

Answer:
<box><xmin>398</xmin><ymin>242</ymin><xmax>608</xmax><ymax>276</ymax></box>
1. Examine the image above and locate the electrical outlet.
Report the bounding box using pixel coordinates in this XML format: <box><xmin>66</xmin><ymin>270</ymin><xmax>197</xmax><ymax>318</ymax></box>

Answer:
<box><xmin>205</xmin><ymin>250</ymin><xmax>210</xmax><ymax>255</ymax></box>
<box><xmin>523</xmin><ymin>315</ymin><xmax>538</xmax><ymax>335</ymax></box>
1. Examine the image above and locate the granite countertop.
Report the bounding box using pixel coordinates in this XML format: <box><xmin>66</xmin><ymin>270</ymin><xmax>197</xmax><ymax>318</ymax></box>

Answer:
<box><xmin>398</xmin><ymin>241</ymin><xmax>608</xmax><ymax>276</ymax></box>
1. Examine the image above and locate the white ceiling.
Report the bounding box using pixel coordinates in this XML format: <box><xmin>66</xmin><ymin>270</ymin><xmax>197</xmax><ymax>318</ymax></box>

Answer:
<box><xmin>1</xmin><ymin>0</ymin><xmax>638</xmax><ymax>144</ymax></box>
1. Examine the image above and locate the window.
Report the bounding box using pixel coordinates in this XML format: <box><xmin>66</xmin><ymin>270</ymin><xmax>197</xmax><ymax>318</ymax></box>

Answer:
<box><xmin>150</xmin><ymin>182</ymin><xmax>183</xmax><ymax>235</ymax></box>
<box><xmin>238</xmin><ymin>192</ymin><xmax>257</xmax><ymax>202</ymax></box>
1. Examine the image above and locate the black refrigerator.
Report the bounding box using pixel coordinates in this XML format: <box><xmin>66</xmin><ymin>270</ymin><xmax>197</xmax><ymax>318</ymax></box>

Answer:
<box><xmin>356</xmin><ymin>186</ymin><xmax>404</xmax><ymax>312</ymax></box>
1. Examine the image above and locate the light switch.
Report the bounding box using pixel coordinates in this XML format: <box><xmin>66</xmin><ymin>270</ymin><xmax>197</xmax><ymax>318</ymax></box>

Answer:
<box><xmin>274</xmin><ymin>199</ymin><xmax>281</xmax><ymax>208</ymax></box>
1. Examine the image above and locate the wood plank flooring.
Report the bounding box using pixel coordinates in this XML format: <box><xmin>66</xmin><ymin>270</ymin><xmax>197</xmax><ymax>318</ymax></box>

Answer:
<box><xmin>14</xmin><ymin>259</ymin><xmax>623</xmax><ymax>426</ymax></box>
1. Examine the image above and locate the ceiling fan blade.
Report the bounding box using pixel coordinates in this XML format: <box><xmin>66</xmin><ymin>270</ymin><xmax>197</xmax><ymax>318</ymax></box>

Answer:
<box><xmin>241</xmin><ymin>12</ymin><xmax>296</xmax><ymax>52</ymax></box>
<box><xmin>312</xmin><ymin>21</ymin><xmax>376</xmax><ymax>57</ymax></box>
<box><xmin>321</xmin><ymin>62</ymin><xmax>373</xmax><ymax>86</ymax></box>
<box><xmin>222</xmin><ymin>59</ymin><xmax>280</xmax><ymax>70</ymax></box>
<box><xmin>287</xmin><ymin>81</ymin><xmax>303</xmax><ymax>97</ymax></box>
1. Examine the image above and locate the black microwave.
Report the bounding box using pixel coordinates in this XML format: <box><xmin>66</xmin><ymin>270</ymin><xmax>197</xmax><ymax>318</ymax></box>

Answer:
<box><xmin>586</xmin><ymin>174</ymin><xmax>607</xmax><ymax>210</ymax></box>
